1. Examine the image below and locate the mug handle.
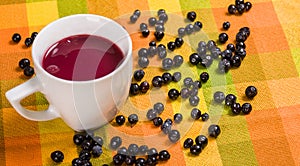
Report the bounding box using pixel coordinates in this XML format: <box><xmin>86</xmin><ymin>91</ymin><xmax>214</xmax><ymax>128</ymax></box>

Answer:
<box><xmin>5</xmin><ymin>77</ymin><xmax>60</xmax><ymax>121</ymax></box>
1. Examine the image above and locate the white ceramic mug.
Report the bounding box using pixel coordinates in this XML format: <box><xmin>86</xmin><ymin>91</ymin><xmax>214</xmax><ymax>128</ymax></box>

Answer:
<box><xmin>5</xmin><ymin>14</ymin><xmax>133</xmax><ymax>131</ymax></box>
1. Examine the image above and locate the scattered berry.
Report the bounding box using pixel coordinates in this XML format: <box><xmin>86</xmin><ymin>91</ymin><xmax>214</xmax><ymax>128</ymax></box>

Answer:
<box><xmin>152</xmin><ymin>117</ymin><xmax>163</xmax><ymax>127</ymax></box>
<box><xmin>208</xmin><ymin>124</ymin><xmax>221</xmax><ymax>138</ymax></box>
<box><xmin>187</xmin><ymin>11</ymin><xmax>197</xmax><ymax>22</ymax></box>
<box><xmin>201</xmin><ymin>113</ymin><xmax>209</xmax><ymax>121</ymax></box>
<box><xmin>183</xmin><ymin>138</ymin><xmax>194</xmax><ymax>148</ymax></box>
<box><xmin>133</xmin><ymin>69</ymin><xmax>145</xmax><ymax>81</ymax></box>
<box><xmin>168</xmin><ymin>88</ymin><xmax>180</xmax><ymax>100</ymax></box>
<box><xmin>130</xmin><ymin>83</ymin><xmax>140</xmax><ymax>95</ymax></box>
<box><xmin>139</xmin><ymin>81</ymin><xmax>150</xmax><ymax>93</ymax></box>
<box><xmin>152</xmin><ymin>76</ymin><xmax>164</xmax><ymax>87</ymax></box>
<box><xmin>242</xmin><ymin>103</ymin><xmax>252</xmax><ymax>114</ymax></box>
<box><xmin>115</xmin><ymin>115</ymin><xmax>126</xmax><ymax>126</ymax></box>
<box><xmin>218</xmin><ymin>33</ymin><xmax>229</xmax><ymax>44</ymax></box>
<box><xmin>200</xmin><ymin>72</ymin><xmax>209</xmax><ymax>82</ymax></box>
<box><xmin>12</xmin><ymin>33</ymin><xmax>21</xmax><ymax>43</ymax></box>
<box><xmin>128</xmin><ymin>114</ymin><xmax>139</xmax><ymax>126</ymax></box>
<box><xmin>24</xmin><ymin>37</ymin><xmax>33</xmax><ymax>47</ymax></box>
<box><xmin>110</xmin><ymin>136</ymin><xmax>122</xmax><ymax>149</ymax></box>
<box><xmin>191</xmin><ymin>108</ymin><xmax>201</xmax><ymax>119</ymax></box>
<box><xmin>168</xmin><ymin>129</ymin><xmax>180</xmax><ymax>143</ymax></box>
<box><xmin>23</xmin><ymin>66</ymin><xmax>34</xmax><ymax>77</ymax></box>
<box><xmin>223</xmin><ymin>21</ymin><xmax>230</xmax><ymax>30</ymax></box>
<box><xmin>51</xmin><ymin>150</ymin><xmax>64</xmax><ymax>163</ymax></box>
<box><xmin>174</xmin><ymin>113</ymin><xmax>183</xmax><ymax>123</ymax></box>
<box><xmin>18</xmin><ymin>58</ymin><xmax>30</xmax><ymax>69</ymax></box>
<box><xmin>245</xmin><ymin>86</ymin><xmax>257</xmax><ymax>99</ymax></box>
<box><xmin>214</xmin><ymin>91</ymin><xmax>225</xmax><ymax>103</ymax></box>
<box><xmin>190</xmin><ymin>145</ymin><xmax>202</xmax><ymax>155</ymax></box>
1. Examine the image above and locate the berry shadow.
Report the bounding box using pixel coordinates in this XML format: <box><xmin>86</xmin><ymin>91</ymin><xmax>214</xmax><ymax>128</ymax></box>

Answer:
<box><xmin>8</xmin><ymin>41</ymin><xmax>18</xmax><ymax>46</ymax></box>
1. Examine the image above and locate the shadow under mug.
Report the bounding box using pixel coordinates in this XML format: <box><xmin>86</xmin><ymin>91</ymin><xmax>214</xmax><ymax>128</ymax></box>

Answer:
<box><xmin>5</xmin><ymin>14</ymin><xmax>133</xmax><ymax>131</ymax></box>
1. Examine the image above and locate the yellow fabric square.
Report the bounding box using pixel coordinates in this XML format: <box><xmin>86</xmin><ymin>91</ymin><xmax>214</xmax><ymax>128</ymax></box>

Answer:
<box><xmin>148</xmin><ymin>0</ymin><xmax>182</xmax><ymax>13</ymax></box>
<box><xmin>26</xmin><ymin>1</ymin><xmax>59</xmax><ymax>26</ymax></box>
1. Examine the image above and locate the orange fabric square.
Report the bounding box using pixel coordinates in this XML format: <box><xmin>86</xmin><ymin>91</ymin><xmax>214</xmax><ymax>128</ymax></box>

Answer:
<box><xmin>116</xmin><ymin>0</ymin><xmax>149</xmax><ymax>16</ymax></box>
<box><xmin>0</xmin><ymin>4</ymin><xmax>28</xmax><ymax>29</ymax></box>
<box><xmin>268</xmin><ymin>78</ymin><xmax>300</xmax><ymax>108</ymax></box>
<box><xmin>4</xmin><ymin>135</ymin><xmax>42</xmax><ymax>165</ymax></box>
<box><xmin>0</xmin><ymin>27</ymin><xmax>30</xmax><ymax>54</ymax></box>
<box><xmin>0</xmin><ymin>0</ymin><xmax>25</xmax><ymax>5</ymax></box>
<box><xmin>251</xmin><ymin>26</ymin><xmax>289</xmax><ymax>53</ymax></box>
<box><xmin>259</xmin><ymin>50</ymin><xmax>298</xmax><ymax>80</ymax></box>
<box><xmin>234</xmin><ymin>81</ymin><xmax>276</xmax><ymax>110</ymax></box>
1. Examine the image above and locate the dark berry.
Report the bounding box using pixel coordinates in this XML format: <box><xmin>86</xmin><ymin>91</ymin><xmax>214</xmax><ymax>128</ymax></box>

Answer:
<box><xmin>208</xmin><ymin>124</ymin><xmax>221</xmax><ymax>138</ymax></box>
<box><xmin>207</xmin><ymin>40</ymin><xmax>216</xmax><ymax>50</ymax></box>
<box><xmin>130</xmin><ymin>14</ymin><xmax>139</xmax><ymax>23</ymax></box>
<box><xmin>115</xmin><ymin>115</ymin><xmax>126</xmax><ymax>126</ymax></box>
<box><xmin>147</xmin><ymin>148</ymin><xmax>158</xmax><ymax>158</ymax></box>
<box><xmin>239</xmin><ymin>27</ymin><xmax>250</xmax><ymax>37</ymax></box>
<box><xmin>31</xmin><ymin>32</ymin><xmax>38</xmax><ymax>40</ymax></box>
<box><xmin>133</xmin><ymin>9</ymin><xmax>141</xmax><ymax>17</ymax></box>
<box><xmin>165</xmin><ymin>118</ymin><xmax>173</xmax><ymax>125</ymax></box>
<box><xmin>237</xmin><ymin>4</ymin><xmax>246</xmax><ymax>14</ymax></box>
<box><xmin>152</xmin><ymin>76</ymin><xmax>164</xmax><ymax>87</ymax></box>
<box><xmin>200</xmin><ymin>55</ymin><xmax>213</xmax><ymax>68</ymax></box>
<box><xmin>235</xmin><ymin>0</ymin><xmax>244</xmax><ymax>5</ymax></box>
<box><xmin>178</xmin><ymin>27</ymin><xmax>185</xmax><ymax>37</ymax></box>
<box><xmin>146</xmin><ymin>155</ymin><xmax>158</xmax><ymax>165</ymax></box>
<box><xmin>236</xmin><ymin>42</ymin><xmax>246</xmax><ymax>49</ymax></box>
<box><xmin>117</xmin><ymin>146</ymin><xmax>128</xmax><ymax>156</ymax></box>
<box><xmin>79</xmin><ymin>150</ymin><xmax>92</xmax><ymax>160</ymax></box>
<box><xmin>201</xmin><ymin>113</ymin><xmax>209</xmax><ymax>121</ymax></box>
<box><xmin>149</xmin><ymin>41</ymin><xmax>156</xmax><ymax>47</ymax></box>
<box><xmin>19</xmin><ymin>58</ymin><xmax>30</xmax><ymax>69</ymax></box>
<box><xmin>82</xmin><ymin>160</ymin><xmax>92</xmax><ymax>166</ymax></box>
<box><xmin>183</xmin><ymin>77</ymin><xmax>193</xmax><ymax>88</ymax></box>
<box><xmin>172</xmin><ymin>72</ymin><xmax>182</xmax><ymax>82</ymax></box>
<box><xmin>113</xmin><ymin>154</ymin><xmax>125</xmax><ymax>165</ymax></box>
<box><xmin>153</xmin><ymin>102</ymin><xmax>164</xmax><ymax>114</ymax></box>
<box><xmin>195</xmin><ymin>135</ymin><xmax>208</xmax><ymax>149</ymax></box>
<box><xmin>162</xmin><ymin>72</ymin><xmax>173</xmax><ymax>84</ymax></box>
<box><xmin>245</xmin><ymin>86</ymin><xmax>257</xmax><ymax>99</ymax></box>
<box><xmin>154</xmin><ymin>31</ymin><xmax>165</xmax><ymax>41</ymax></box>
<box><xmin>162</xmin><ymin>58</ymin><xmax>173</xmax><ymax>70</ymax></box>
<box><xmin>214</xmin><ymin>91</ymin><xmax>225</xmax><ymax>103</ymax></box>
<box><xmin>92</xmin><ymin>136</ymin><xmax>104</xmax><ymax>146</ymax></box>
<box><xmin>173</xmin><ymin>55</ymin><xmax>184</xmax><ymax>67</ymax></box>
<box><xmin>194</xmin><ymin>21</ymin><xmax>203</xmax><ymax>31</ymax></box>
<box><xmin>231</xmin><ymin>55</ymin><xmax>242</xmax><ymax>67</ymax></box>
<box><xmin>167</xmin><ymin>41</ymin><xmax>176</xmax><ymax>51</ymax></box>
<box><xmin>183</xmin><ymin>138</ymin><xmax>194</xmax><ymax>148</ymax></box>
<box><xmin>193</xmin><ymin>80</ymin><xmax>202</xmax><ymax>89</ymax></box>
<box><xmin>245</xmin><ymin>2</ymin><xmax>252</xmax><ymax>11</ymax></box>
<box><xmin>138</xmin><ymin>145</ymin><xmax>149</xmax><ymax>155</ymax></box>
<box><xmin>110</xmin><ymin>136</ymin><xmax>122</xmax><ymax>149</ymax></box>
<box><xmin>138</xmin><ymin>56</ymin><xmax>149</xmax><ymax>68</ymax></box>
<box><xmin>218</xmin><ymin>59</ymin><xmax>231</xmax><ymax>73</ymax></box>
<box><xmin>211</xmin><ymin>47</ymin><xmax>222</xmax><ymax>59</ymax></box>
<box><xmin>130</xmin><ymin>83</ymin><xmax>140</xmax><ymax>95</ymax></box>
<box><xmin>158</xmin><ymin>13</ymin><xmax>168</xmax><ymax>23</ymax></box>
<box><xmin>125</xmin><ymin>155</ymin><xmax>136</xmax><ymax>165</ymax></box>
<box><xmin>152</xmin><ymin>117</ymin><xmax>163</xmax><ymax>127</ymax></box>
<box><xmin>236</xmin><ymin>31</ymin><xmax>247</xmax><ymax>42</ymax></box>
<box><xmin>142</xmin><ymin>29</ymin><xmax>150</xmax><ymax>37</ymax></box>
<box><xmin>168</xmin><ymin>88</ymin><xmax>180</xmax><ymax>100</ymax></box>
<box><xmin>128</xmin><ymin>144</ymin><xmax>139</xmax><ymax>156</ymax></box>
<box><xmin>128</xmin><ymin>114</ymin><xmax>139</xmax><ymax>126</ymax></box>
<box><xmin>51</xmin><ymin>150</ymin><xmax>64</xmax><ymax>163</ymax></box>
<box><xmin>200</xmin><ymin>72</ymin><xmax>209</xmax><ymax>82</ymax></box>
<box><xmin>185</xmin><ymin>24</ymin><xmax>194</xmax><ymax>34</ymax></box>
<box><xmin>175</xmin><ymin>37</ymin><xmax>184</xmax><ymax>48</ymax></box>
<box><xmin>155</xmin><ymin>24</ymin><xmax>165</xmax><ymax>32</ymax></box>
<box><xmin>221</xmin><ymin>49</ymin><xmax>233</xmax><ymax>60</ymax></box>
<box><xmin>242</xmin><ymin>103</ymin><xmax>252</xmax><ymax>114</ymax></box>
<box><xmin>225</xmin><ymin>94</ymin><xmax>237</xmax><ymax>106</ymax></box>
<box><xmin>197</xmin><ymin>47</ymin><xmax>206</xmax><ymax>55</ymax></box>
<box><xmin>148</xmin><ymin>17</ymin><xmax>157</xmax><ymax>26</ymax></box>
<box><xmin>189</xmin><ymin>53</ymin><xmax>201</xmax><ymax>65</ymax></box>
<box><xmin>133</xmin><ymin>69</ymin><xmax>145</xmax><ymax>81</ymax></box>
<box><xmin>174</xmin><ymin>113</ymin><xmax>183</xmax><ymax>123</ymax></box>
<box><xmin>219</xmin><ymin>33</ymin><xmax>229</xmax><ymax>44</ymax></box>
<box><xmin>12</xmin><ymin>33</ymin><xmax>21</xmax><ymax>43</ymax></box>
<box><xmin>146</xmin><ymin>109</ymin><xmax>158</xmax><ymax>120</ymax></box>
<box><xmin>227</xmin><ymin>43</ymin><xmax>235</xmax><ymax>52</ymax></box>
<box><xmin>81</xmin><ymin>140</ymin><xmax>93</xmax><ymax>151</ymax></box>
<box><xmin>235</xmin><ymin>47</ymin><xmax>247</xmax><ymax>59</ymax></box>
<box><xmin>135</xmin><ymin>158</ymin><xmax>146</xmax><ymax>166</ymax></box>
<box><xmin>223</xmin><ymin>21</ymin><xmax>230</xmax><ymax>30</ymax></box>
<box><xmin>72</xmin><ymin>158</ymin><xmax>83</xmax><ymax>166</ymax></box>
<box><xmin>73</xmin><ymin>133</ymin><xmax>85</xmax><ymax>145</ymax></box>
<box><xmin>161</xmin><ymin>120</ymin><xmax>172</xmax><ymax>134</ymax></box>
<box><xmin>187</xmin><ymin>11</ymin><xmax>197</xmax><ymax>22</ymax></box>
<box><xmin>139</xmin><ymin>23</ymin><xmax>148</xmax><ymax>31</ymax></box>
<box><xmin>23</xmin><ymin>66</ymin><xmax>34</xmax><ymax>77</ymax></box>
<box><xmin>157</xmin><ymin>9</ymin><xmax>166</xmax><ymax>16</ymax></box>
<box><xmin>228</xmin><ymin>4</ymin><xmax>237</xmax><ymax>14</ymax></box>
<box><xmin>168</xmin><ymin>129</ymin><xmax>180</xmax><ymax>143</ymax></box>
<box><xmin>92</xmin><ymin>145</ymin><xmax>103</xmax><ymax>157</ymax></box>
<box><xmin>138</xmin><ymin>48</ymin><xmax>148</xmax><ymax>57</ymax></box>
<box><xmin>158</xmin><ymin>150</ymin><xmax>171</xmax><ymax>161</ymax></box>
<box><xmin>191</xmin><ymin>108</ymin><xmax>201</xmax><ymax>119</ymax></box>
<box><xmin>25</xmin><ymin>37</ymin><xmax>33</xmax><ymax>47</ymax></box>
<box><xmin>190</xmin><ymin>145</ymin><xmax>202</xmax><ymax>155</ymax></box>
<box><xmin>148</xmin><ymin>46</ymin><xmax>157</xmax><ymax>57</ymax></box>
<box><xmin>231</xmin><ymin>102</ymin><xmax>242</xmax><ymax>114</ymax></box>
<box><xmin>139</xmin><ymin>81</ymin><xmax>150</xmax><ymax>93</ymax></box>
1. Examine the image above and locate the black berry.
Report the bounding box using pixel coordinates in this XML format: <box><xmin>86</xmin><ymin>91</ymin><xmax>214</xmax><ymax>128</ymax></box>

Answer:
<box><xmin>18</xmin><ymin>58</ymin><xmax>30</xmax><ymax>69</ymax></box>
<box><xmin>245</xmin><ymin>86</ymin><xmax>258</xmax><ymax>99</ymax></box>
<box><xmin>31</xmin><ymin>32</ymin><xmax>38</xmax><ymax>40</ymax></box>
<box><xmin>168</xmin><ymin>88</ymin><xmax>180</xmax><ymax>100</ymax></box>
<box><xmin>128</xmin><ymin>114</ymin><xmax>139</xmax><ymax>126</ymax></box>
<box><xmin>174</xmin><ymin>113</ymin><xmax>183</xmax><ymax>123</ymax></box>
<box><xmin>73</xmin><ymin>133</ymin><xmax>85</xmax><ymax>145</ymax></box>
<box><xmin>110</xmin><ymin>136</ymin><xmax>122</xmax><ymax>149</ymax></box>
<box><xmin>189</xmin><ymin>53</ymin><xmax>201</xmax><ymax>65</ymax></box>
<box><xmin>187</xmin><ymin>11</ymin><xmax>197</xmax><ymax>22</ymax></box>
<box><xmin>146</xmin><ymin>109</ymin><xmax>158</xmax><ymax>120</ymax></box>
<box><xmin>51</xmin><ymin>150</ymin><xmax>64</xmax><ymax>163</ymax></box>
<box><xmin>158</xmin><ymin>150</ymin><xmax>171</xmax><ymax>161</ymax></box>
<box><xmin>208</xmin><ymin>124</ymin><xmax>221</xmax><ymax>138</ymax></box>
<box><xmin>167</xmin><ymin>41</ymin><xmax>176</xmax><ymax>51</ymax></box>
<box><xmin>154</xmin><ymin>31</ymin><xmax>165</xmax><ymax>41</ymax></box>
<box><xmin>91</xmin><ymin>145</ymin><xmax>102</xmax><ymax>157</ymax></box>
<box><xmin>130</xmin><ymin>83</ymin><xmax>140</xmax><ymax>95</ymax></box>
<box><xmin>245</xmin><ymin>2</ymin><xmax>252</xmax><ymax>11</ymax></box>
<box><xmin>152</xmin><ymin>117</ymin><xmax>163</xmax><ymax>127</ymax></box>
<box><xmin>162</xmin><ymin>72</ymin><xmax>173</xmax><ymax>84</ymax></box>
<box><xmin>228</xmin><ymin>4</ymin><xmax>237</xmax><ymax>14</ymax></box>
<box><xmin>24</xmin><ymin>37</ymin><xmax>33</xmax><ymax>47</ymax></box>
<box><xmin>115</xmin><ymin>115</ymin><xmax>126</xmax><ymax>126</ymax></box>
<box><xmin>139</xmin><ymin>81</ymin><xmax>150</xmax><ymax>93</ymax></box>
<box><xmin>225</xmin><ymin>94</ymin><xmax>237</xmax><ymax>106</ymax></box>
<box><xmin>223</xmin><ymin>21</ymin><xmax>230</xmax><ymax>30</ymax></box>
<box><xmin>242</xmin><ymin>103</ymin><xmax>252</xmax><ymax>114</ymax></box>
<box><xmin>142</xmin><ymin>29</ymin><xmax>150</xmax><ymax>37</ymax></box>
<box><xmin>200</xmin><ymin>72</ymin><xmax>209</xmax><ymax>82</ymax></box>
<box><xmin>183</xmin><ymin>138</ymin><xmax>194</xmax><ymax>148</ymax></box>
<box><xmin>168</xmin><ymin>129</ymin><xmax>180</xmax><ymax>143</ymax></box>
<box><xmin>231</xmin><ymin>102</ymin><xmax>242</xmax><ymax>114</ymax></box>
<box><xmin>190</xmin><ymin>145</ymin><xmax>202</xmax><ymax>155</ymax></box>
<box><xmin>175</xmin><ymin>37</ymin><xmax>184</xmax><ymax>48</ymax></box>
<box><xmin>195</xmin><ymin>135</ymin><xmax>208</xmax><ymax>149</ymax></box>
<box><xmin>23</xmin><ymin>66</ymin><xmax>34</xmax><ymax>77</ymax></box>
<box><xmin>218</xmin><ymin>33</ymin><xmax>229</xmax><ymax>44</ymax></box>
<box><xmin>12</xmin><ymin>33</ymin><xmax>21</xmax><ymax>43</ymax></box>
<box><xmin>201</xmin><ymin>113</ymin><xmax>209</xmax><ymax>121</ymax></box>
<box><xmin>191</xmin><ymin>108</ymin><xmax>201</xmax><ymax>119</ymax></box>
<box><xmin>152</xmin><ymin>76</ymin><xmax>164</xmax><ymax>87</ymax></box>
<box><xmin>133</xmin><ymin>69</ymin><xmax>145</xmax><ymax>81</ymax></box>
<box><xmin>214</xmin><ymin>91</ymin><xmax>225</xmax><ymax>103</ymax></box>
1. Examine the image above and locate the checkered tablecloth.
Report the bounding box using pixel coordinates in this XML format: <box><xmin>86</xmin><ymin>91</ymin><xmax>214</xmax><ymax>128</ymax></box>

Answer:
<box><xmin>1</xmin><ymin>0</ymin><xmax>300</xmax><ymax>165</ymax></box>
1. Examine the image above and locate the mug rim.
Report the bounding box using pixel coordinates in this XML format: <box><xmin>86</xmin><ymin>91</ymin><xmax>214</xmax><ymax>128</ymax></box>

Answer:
<box><xmin>31</xmin><ymin>14</ymin><xmax>132</xmax><ymax>84</ymax></box>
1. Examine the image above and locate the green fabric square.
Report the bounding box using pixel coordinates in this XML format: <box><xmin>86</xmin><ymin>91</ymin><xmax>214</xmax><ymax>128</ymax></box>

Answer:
<box><xmin>179</xmin><ymin>0</ymin><xmax>211</xmax><ymax>10</ymax></box>
<box><xmin>57</xmin><ymin>0</ymin><xmax>88</xmax><ymax>17</ymax></box>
